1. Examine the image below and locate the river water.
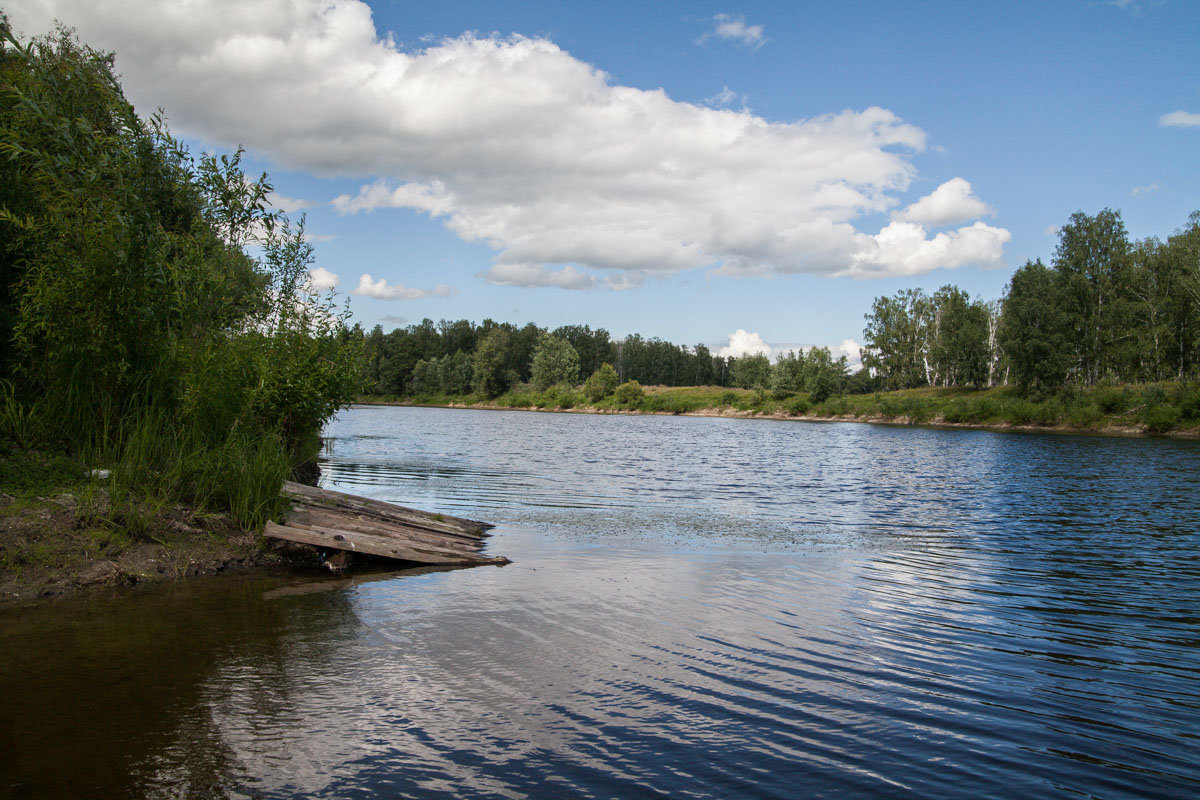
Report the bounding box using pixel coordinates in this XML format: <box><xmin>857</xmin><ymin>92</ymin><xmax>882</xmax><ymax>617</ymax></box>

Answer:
<box><xmin>2</xmin><ymin>406</ymin><xmax>1198</xmax><ymax>798</ymax></box>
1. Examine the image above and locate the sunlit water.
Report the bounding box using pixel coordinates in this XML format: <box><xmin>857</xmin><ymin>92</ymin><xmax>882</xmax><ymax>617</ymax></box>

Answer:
<box><xmin>2</xmin><ymin>406</ymin><xmax>1198</xmax><ymax>798</ymax></box>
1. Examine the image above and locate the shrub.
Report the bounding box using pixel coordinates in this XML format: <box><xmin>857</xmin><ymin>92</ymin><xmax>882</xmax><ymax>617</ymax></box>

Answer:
<box><xmin>1033</xmin><ymin>399</ymin><xmax>1063</xmax><ymax>426</ymax></box>
<box><xmin>614</xmin><ymin>380</ymin><xmax>644</xmax><ymax>407</ymax></box>
<box><xmin>1174</xmin><ymin>382</ymin><xmax>1200</xmax><ymax>420</ymax></box>
<box><xmin>1144</xmin><ymin>404</ymin><xmax>1180</xmax><ymax>433</ymax></box>
<box><xmin>583</xmin><ymin>364</ymin><xmax>619</xmax><ymax>402</ymax></box>
<box><xmin>942</xmin><ymin>400</ymin><xmax>970</xmax><ymax>424</ymax></box>
<box><xmin>1006</xmin><ymin>400</ymin><xmax>1037</xmax><ymax>425</ymax></box>
<box><xmin>785</xmin><ymin>396</ymin><xmax>810</xmax><ymax>416</ymax></box>
<box><xmin>1065</xmin><ymin>401</ymin><xmax>1102</xmax><ymax>429</ymax></box>
<box><xmin>719</xmin><ymin>390</ymin><xmax>740</xmax><ymax>407</ymax></box>
<box><xmin>1093</xmin><ymin>387</ymin><xmax>1129</xmax><ymax>414</ymax></box>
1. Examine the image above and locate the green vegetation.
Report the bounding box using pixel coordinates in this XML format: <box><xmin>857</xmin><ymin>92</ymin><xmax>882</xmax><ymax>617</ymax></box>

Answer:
<box><xmin>0</xmin><ymin>23</ymin><xmax>358</xmax><ymax>532</ymax></box>
<box><xmin>373</xmin><ymin>381</ymin><xmax>1199</xmax><ymax>435</ymax></box>
<box><xmin>356</xmin><ymin>205</ymin><xmax>1198</xmax><ymax>435</ymax></box>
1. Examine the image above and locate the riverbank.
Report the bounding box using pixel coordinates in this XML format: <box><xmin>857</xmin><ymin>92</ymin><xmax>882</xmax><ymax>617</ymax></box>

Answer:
<box><xmin>359</xmin><ymin>383</ymin><xmax>1200</xmax><ymax>438</ymax></box>
<box><xmin>0</xmin><ymin>448</ymin><xmax>322</xmax><ymax>606</ymax></box>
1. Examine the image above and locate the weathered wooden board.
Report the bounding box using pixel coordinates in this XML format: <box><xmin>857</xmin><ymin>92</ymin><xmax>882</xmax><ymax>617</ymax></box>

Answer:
<box><xmin>264</xmin><ymin>481</ymin><xmax>508</xmax><ymax>567</ymax></box>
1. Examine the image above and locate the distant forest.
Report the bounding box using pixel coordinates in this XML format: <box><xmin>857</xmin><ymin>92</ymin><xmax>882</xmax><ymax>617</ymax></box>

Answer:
<box><xmin>355</xmin><ymin>208</ymin><xmax>1200</xmax><ymax>400</ymax></box>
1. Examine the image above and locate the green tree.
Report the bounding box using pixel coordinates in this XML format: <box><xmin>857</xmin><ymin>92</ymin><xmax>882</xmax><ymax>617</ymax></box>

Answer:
<box><xmin>531</xmin><ymin>334</ymin><xmax>581</xmax><ymax>390</ymax></box>
<box><xmin>1054</xmin><ymin>209</ymin><xmax>1131</xmax><ymax>384</ymax></box>
<box><xmin>732</xmin><ymin>353</ymin><xmax>771</xmax><ymax>389</ymax></box>
<box><xmin>473</xmin><ymin>328</ymin><xmax>513</xmax><ymax>398</ymax></box>
<box><xmin>998</xmin><ymin>260</ymin><xmax>1071</xmax><ymax>391</ymax></box>
<box><xmin>862</xmin><ymin>288</ymin><xmax>931</xmax><ymax>389</ymax></box>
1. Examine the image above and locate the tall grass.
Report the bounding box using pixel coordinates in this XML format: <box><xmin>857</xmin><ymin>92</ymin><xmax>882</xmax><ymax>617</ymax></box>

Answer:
<box><xmin>107</xmin><ymin>408</ymin><xmax>289</xmax><ymax>532</ymax></box>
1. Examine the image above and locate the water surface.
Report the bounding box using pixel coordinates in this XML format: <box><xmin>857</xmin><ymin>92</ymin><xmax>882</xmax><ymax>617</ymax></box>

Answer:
<box><xmin>2</xmin><ymin>406</ymin><xmax>1197</xmax><ymax>798</ymax></box>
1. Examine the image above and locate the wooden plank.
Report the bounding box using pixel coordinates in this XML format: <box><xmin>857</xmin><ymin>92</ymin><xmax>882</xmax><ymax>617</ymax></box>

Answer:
<box><xmin>282</xmin><ymin>481</ymin><xmax>492</xmax><ymax>538</ymax></box>
<box><xmin>264</xmin><ymin>521</ymin><xmax>508</xmax><ymax>566</ymax></box>
<box><xmin>285</xmin><ymin>506</ymin><xmax>482</xmax><ymax>552</ymax></box>
<box><xmin>264</xmin><ymin>482</ymin><xmax>509</xmax><ymax>567</ymax></box>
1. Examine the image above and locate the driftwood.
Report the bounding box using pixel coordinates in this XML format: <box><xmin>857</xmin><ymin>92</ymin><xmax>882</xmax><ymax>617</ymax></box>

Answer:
<box><xmin>264</xmin><ymin>481</ymin><xmax>508</xmax><ymax>567</ymax></box>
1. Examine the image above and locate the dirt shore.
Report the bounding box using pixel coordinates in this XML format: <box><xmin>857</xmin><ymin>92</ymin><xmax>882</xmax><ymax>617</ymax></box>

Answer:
<box><xmin>0</xmin><ymin>490</ymin><xmax>312</xmax><ymax>607</ymax></box>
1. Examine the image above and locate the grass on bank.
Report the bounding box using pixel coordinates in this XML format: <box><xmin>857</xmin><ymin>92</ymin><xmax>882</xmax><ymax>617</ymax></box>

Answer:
<box><xmin>360</xmin><ymin>380</ymin><xmax>1200</xmax><ymax>435</ymax></box>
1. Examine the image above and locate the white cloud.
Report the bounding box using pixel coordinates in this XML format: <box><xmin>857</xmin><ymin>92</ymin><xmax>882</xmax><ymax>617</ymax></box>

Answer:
<box><xmin>892</xmin><ymin>178</ymin><xmax>991</xmax><ymax>226</ymax></box>
<box><xmin>9</xmin><ymin>1</ymin><xmax>1008</xmax><ymax>286</ymax></box>
<box><xmin>718</xmin><ymin>330</ymin><xmax>771</xmax><ymax>358</ymax></box>
<box><xmin>702</xmin><ymin>14</ymin><xmax>766</xmax><ymax>48</ymax></box>
<box><xmin>267</xmin><ymin>191</ymin><xmax>313</xmax><ymax>214</ymax></box>
<box><xmin>840</xmin><ymin>221</ymin><xmax>1010</xmax><ymax>279</ymax></box>
<box><xmin>353</xmin><ymin>274</ymin><xmax>455</xmax><ymax>300</ymax></box>
<box><xmin>1130</xmin><ymin>182</ymin><xmax>1160</xmax><ymax>197</ymax></box>
<box><xmin>705</xmin><ymin>86</ymin><xmax>741</xmax><ymax>108</ymax></box>
<box><xmin>1044</xmin><ymin>224</ymin><xmax>1060</xmax><ymax>237</ymax></box>
<box><xmin>1159</xmin><ymin>110</ymin><xmax>1200</xmax><ymax>128</ymax></box>
<box><xmin>481</xmin><ymin>263</ymin><xmax>642</xmax><ymax>291</ymax></box>
<box><xmin>307</xmin><ymin>266</ymin><xmax>340</xmax><ymax>290</ymax></box>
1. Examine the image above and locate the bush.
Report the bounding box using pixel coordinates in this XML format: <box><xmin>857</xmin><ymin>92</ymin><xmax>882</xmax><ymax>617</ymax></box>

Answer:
<box><xmin>1065</xmin><ymin>401</ymin><xmax>1102</xmax><ymax>429</ymax></box>
<box><xmin>785</xmin><ymin>396</ymin><xmax>810</xmax><ymax>416</ymax></box>
<box><xmin>1174</xmin><ymin>382</ymin><xmax>1200</xmax><ymax>420</ymax></box>
<box><xmin>1006</xmin><ymin>400</ymin><xmax>1037</xmax><ymax>425</ymax></box>
<box><xmin>614</xmin><ymin>380</ymin><xmax>644</xmax><ymax>407</ymax></box>
<box><xmin>1033</xmin><ymin>399</ymin><xmax>1063</xmax><ymax>426</ymax></box>
<box><xmin>1144</xmin><ymin>404</ymin><xmax>1180</xmax><ymax>433</ymax></box>
<box><xmin>719</xmin><ymin>390</ymin><xmax>740</xmax><ymax>407</ymax></box>
<box><xmin>583</xmin><ymin>363</ymin><xmax>619</xmax><ymax>402</ymax></box>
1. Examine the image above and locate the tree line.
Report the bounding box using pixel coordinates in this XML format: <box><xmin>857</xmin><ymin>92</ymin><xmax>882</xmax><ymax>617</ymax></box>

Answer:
<box><xmin>864</xmin><ymin>209</ymin><xmax>1200</xmax><ymax>392</ymax></box>
<box><xmin>356</xmin><ymin>319</ymin><xmax>866</xmax><ymax>401</ymax></box>
<box><xmin>357</xmin><ymin>206</ymin><xmax>1199</xmax><ymax>403</ymax></box>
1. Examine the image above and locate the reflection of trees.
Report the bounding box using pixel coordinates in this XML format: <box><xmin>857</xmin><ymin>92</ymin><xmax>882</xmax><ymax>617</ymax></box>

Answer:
<box><xmin>0</xmin><ymin>575</ymin><xmax>361</xmax><ymax>798</ymax></box>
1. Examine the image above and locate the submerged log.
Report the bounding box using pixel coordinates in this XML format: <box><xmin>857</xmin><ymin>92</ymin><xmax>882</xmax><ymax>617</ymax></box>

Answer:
<box><xmin>264</xmin><ymin>481</ymin><xmax>509</xmax><ymax>567</ymax></box>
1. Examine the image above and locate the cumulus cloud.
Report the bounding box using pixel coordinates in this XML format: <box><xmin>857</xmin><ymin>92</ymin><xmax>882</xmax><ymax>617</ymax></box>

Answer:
<box><xmin>8</xmin><ymin>0</ymin><xmax>1009</xmax><ymax>286</ymax></box>
<box><xmin>892</xmin><ymin>178</ymin><xmax>991</xmax><ymax>226</ymax></box>
<box><xmin>353</xmin><ymin>274</ymin><xmax>455</xmax><ymax>300</ymax></box>
<box><xmin>307</xmin><ymin>266</ymin><xmax>340</xmax><ymax>290</ymax></box>
<box><xmin>1159</xmin><ymin>110</ymin><xmax>1200</xmax><ymax>128</ymax></box>
<box><xmin>701</xmin><ymin>14</ymin><xmax>766</xmax><ymax>48</ymax></box>
<box><xmin>718</xmin><ymin>330</ymin><xmax>771</xmax><ymax>358</ymax></box>
<box><xmin>1044</xmin><ymin>224</ymin><xmax>1060</xmax><ymax>237</ymax></box>
<box><xmin>267</xmin><ymin>191</ymin><xmax>313</xmax><ymax>214</ymax></box>
<box><xmin>1130</xmin><ymin>182</ymin><xmax>1160</xmax><ymax>197</ymax></box>
<box><xmin>841</xmin><ymin>220</ymin><xmax>1010</xmax><ymax>279</ymax></box>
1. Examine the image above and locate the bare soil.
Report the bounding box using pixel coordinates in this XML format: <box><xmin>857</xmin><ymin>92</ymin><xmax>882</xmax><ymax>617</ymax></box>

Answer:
<box><xmin>0</xmin><ymin>489</ymin><xmax>311</xmax><ymax>607</ymax></box>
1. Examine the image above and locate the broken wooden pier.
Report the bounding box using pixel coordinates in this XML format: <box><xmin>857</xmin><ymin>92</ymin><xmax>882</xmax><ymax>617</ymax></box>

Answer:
<box><xmin>265</xmin><ymin>481</ymin><xmax>509</xmax><ymax>567</ymax></box>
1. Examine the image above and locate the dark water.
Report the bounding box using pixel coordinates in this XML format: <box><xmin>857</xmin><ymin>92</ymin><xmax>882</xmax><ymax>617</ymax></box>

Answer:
<box><xmin>2</xmin><ymin>407</ymin><xmax>1198</xmax><ymax>799</ymax></box>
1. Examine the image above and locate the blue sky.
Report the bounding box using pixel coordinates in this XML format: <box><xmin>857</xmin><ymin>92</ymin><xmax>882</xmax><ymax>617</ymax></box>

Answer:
<box><xmin>9</xmin><ymin>0</ymin><xmax>1200</xmax><ymax>359</ymax></box>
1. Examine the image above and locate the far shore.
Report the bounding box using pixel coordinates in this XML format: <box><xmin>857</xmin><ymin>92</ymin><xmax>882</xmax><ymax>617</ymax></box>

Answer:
<box><xmin>354</xmin><ymin>395</ymin><xmax>1200</xmax><ymax>440</ymax></box>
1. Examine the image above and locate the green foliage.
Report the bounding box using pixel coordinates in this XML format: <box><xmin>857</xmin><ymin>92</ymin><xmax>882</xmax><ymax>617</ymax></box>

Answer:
<box><xmin>998</xmin><ymin>260</ymin><xmax>1072</xmax><ymax>391</ymax></box>
<box><xmin>614</xmin><ymin>380</ymin><xmax>645</xmax><ymax>407</ymax></box>
<box><xmin>731</xmin><ymin>353</ymin><xmax>771</xmax><ymax>389</ymax></box>
<box><xmin>472</xmin><ymin>328</ymin><xmax>514</xmax><ymax>398</ymax></box>
<box><xmin>785</xmin><ymin>396</ymin><xmax>810</xmax><ymax>416</ymax></box>
<box><xmin>531</xmin><ymin>334</ymin><xmax>581</xmax><ymax>390</ymax></box>
<box><xmin>0</xmin><ymin>25</ymin><xmax>358</xmax><ymax>530</ymax></box>
<box><xmin>1143</xmin><ymin>404</ymin><xmax>1180</xmax><ymax>433</ymax></box>
<box><xmin>1094</xmin><ymin>386</ymin><xmax>1131</xmax><ymax>414</ymax></box>
<box><xmin>583</xmin><ymin>363</ymin><xmax>619</xmax><ymax>401</ymax></box>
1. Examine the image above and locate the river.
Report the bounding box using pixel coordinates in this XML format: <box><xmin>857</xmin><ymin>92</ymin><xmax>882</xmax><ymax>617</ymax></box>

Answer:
<box><xmin>2</xmin><ymin>405</ymin><xmax>1198</xmax><ymax>798</ymax></box>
